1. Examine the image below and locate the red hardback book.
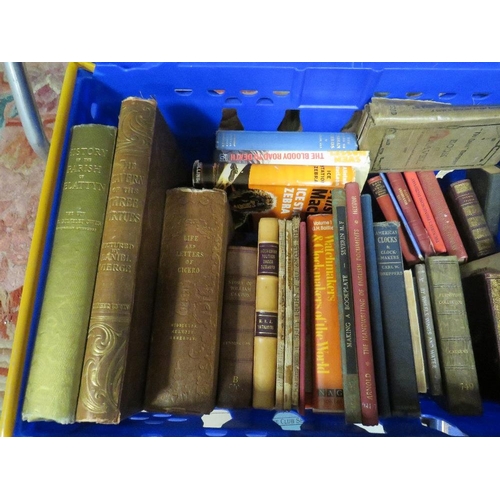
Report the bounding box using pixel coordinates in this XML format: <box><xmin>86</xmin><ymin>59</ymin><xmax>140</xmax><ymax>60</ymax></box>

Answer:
<box><xmin>386</xmin><ymin>172</ymin><xmax>434</xmax><ymax>257</ymax></box>
<box><xmin>416</xmin><ymin>170</ymin><xmax>468</xmax><ymax>263</ymax></box>
<box><xmin>367</xmin><ymin>175</ymin><xmax>420</xmax><ymax>265</ymax></box>
<box><xmin>403</xmin><ymin>171</ymin><xmax>447</xmax><ymax>255</ymax></box>
<box><xmin>345</xmin><ymin>182</ymin><xmax>379</xmax><ymax>426</ymax></box>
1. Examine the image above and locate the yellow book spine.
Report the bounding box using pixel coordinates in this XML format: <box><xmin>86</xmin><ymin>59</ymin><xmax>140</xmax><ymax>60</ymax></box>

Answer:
<box><xmin>252</xmin><ymin>218</ymin><xmax>279</xmax><ymax>409</ymax></box>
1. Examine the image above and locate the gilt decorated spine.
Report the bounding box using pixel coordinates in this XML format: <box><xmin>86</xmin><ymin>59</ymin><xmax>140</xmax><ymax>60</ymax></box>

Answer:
<box><xmin>76</xmin><ymin>98</ymin><xmax>186</xmax><ymax>423</ymax></box>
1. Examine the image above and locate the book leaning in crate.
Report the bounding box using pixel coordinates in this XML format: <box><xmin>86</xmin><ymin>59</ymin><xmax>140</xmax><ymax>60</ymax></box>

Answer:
<box><xmin>20</xmin><ymin>122</ymin><xmax>500</xmax><ymax>429</ymax></box>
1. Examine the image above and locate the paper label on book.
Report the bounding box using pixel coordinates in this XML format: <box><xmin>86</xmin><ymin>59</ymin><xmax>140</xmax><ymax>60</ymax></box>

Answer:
<box><xmin>255</xmin><ymin>311</ymin><xmax>278</xmax><ymax>337</ymax></box>
<box><xmin>258</xmin><ymin>243</ymin><xmax>279</xmax><ymax>276</ymax></box>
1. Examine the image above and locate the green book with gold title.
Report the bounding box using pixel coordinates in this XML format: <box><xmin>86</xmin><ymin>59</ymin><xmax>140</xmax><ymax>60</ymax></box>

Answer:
<box><xmin>22</xmin><ymin>123</ymin><xmax>117</xmax><ymax>424</ymax></box>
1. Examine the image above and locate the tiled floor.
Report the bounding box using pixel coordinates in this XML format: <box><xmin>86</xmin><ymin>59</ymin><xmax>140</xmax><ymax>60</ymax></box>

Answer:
<box><xmin>0</xmin><ymin>62</ymin><xmax>67</xmax><ymax>411</ymax></box>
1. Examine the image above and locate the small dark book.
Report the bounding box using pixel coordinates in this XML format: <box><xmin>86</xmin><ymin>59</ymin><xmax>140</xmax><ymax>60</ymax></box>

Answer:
<box><xmin>373</xmin><ymin>221</ymin><xmax>421</xmax><ymax>417</ymax></box>
<box><xmin>144</xmin><ymin>188</ymin><xmax>233</xmax><ymax>415</ymax></box>
<box><xmin>462</xmin><ymin>270</ymin><xmax>500</xmax><ymax>402</ymax></box>
<box><xmin>426</xmin><ymin>256</ymin><xmax>482</xmax><ymax>415</ymax></box>
<box><xmin>216</xmin><ymin>246</ymin><xmax>258</xmax><ymax>409</ymax></box>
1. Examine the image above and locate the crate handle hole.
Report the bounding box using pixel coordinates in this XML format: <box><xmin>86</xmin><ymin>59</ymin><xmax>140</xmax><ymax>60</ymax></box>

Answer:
<box><xmin>175</xmin><ymin>89</ymin><xmax>193</xmax><ymax>96</ymax></box>
<box><xmin>373</xmin><ymin>92</ymin><xmax>390</xmax><ymax>98</ymax></box>
<box><xmin>256</xmin><ymin>98</ymin><xmax>273</xmax><ymax>106</ymax></box>
<box><xmin>225</xmin><ymin>97</ymin><xmax>242</xmax><ymax>105</ymax></box>
<box><xmin>438</xmin><ymin>92</ymin><xmax>457</xmax><ymax>100</ymax></box>
<box><xmin>273</xmin><ymin>90</ymin><xmax>290</xmax><ymax>96</ymax></box>
<box><xmin>240</xmin><ymin>89</ymin><xmax>258</xmax><ymax>96</ymax></box>
<box><xmin>406</xmin><ymin>92</ymin><xmax>423</xmax><ymax>98</ymax></box>
<box><xmin>472</xmin><ymin>92</ymin><xmax>490</xmax><ymax>101</ymax></box>
<box><xmin>208</xmin><ymin>89</ymin><xmax>225</xmax><ymax>96</ymax></box>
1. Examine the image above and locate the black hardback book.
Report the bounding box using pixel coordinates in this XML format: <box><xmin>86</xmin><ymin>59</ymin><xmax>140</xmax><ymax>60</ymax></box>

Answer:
<box><xmin>373</xmin><ymin>221</ymin><xmax>421</xmax><ymax>416</ymax></box>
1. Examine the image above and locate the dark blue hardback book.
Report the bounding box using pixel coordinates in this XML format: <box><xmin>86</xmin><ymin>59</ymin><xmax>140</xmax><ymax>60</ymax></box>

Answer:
<box><xmin>361</xmin><ymin>194</ymin><xmax>392</xmax><ymax>419</ymax></box>
<box><xmin>373</xmin><ymin>221</ymin><xmax>421</xmax><ymax>417</ymax></box>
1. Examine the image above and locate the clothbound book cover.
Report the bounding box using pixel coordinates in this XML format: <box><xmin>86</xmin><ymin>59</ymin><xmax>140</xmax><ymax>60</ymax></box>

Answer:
<box><xmin>22</xmin><ymin>124</ymin><xmax>117</xmax><ymax>424</ymax></box>
<box><xmin>76</xmin><ymin>97</ymin><xmax>188</xmax><ymax>424</ymax></box>
<box><xmin>144</xmin><ymin>188</ymin><xmax>233</xmax><ymax>415</ymax></box>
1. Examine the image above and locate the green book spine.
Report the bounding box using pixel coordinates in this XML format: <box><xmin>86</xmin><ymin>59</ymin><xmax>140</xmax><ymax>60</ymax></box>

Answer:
<box><xmin>426</xmin><ymin>255</ymin><xmax>482</xmax><ymax>415</ymax></box>
<box><xmin>22</xmin><ymin>123</ymin><xmax>117</xmax><ymax>424</ymax></box>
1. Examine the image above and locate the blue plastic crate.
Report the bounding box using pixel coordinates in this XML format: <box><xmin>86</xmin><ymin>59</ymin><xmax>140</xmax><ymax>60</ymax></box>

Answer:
<box><xmin>9</xmin><ymin>62</ymin><xmax>500</xmax><ymax>437</ymax></box>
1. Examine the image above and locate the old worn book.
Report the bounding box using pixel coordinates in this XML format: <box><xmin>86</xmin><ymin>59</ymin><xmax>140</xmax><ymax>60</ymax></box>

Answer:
<box><xmin>462</xmin><ymin>270</ymin><xmax>500</xmax><ymax>402</ymax></box>
<box><xmin>448</xmin><ymin>178</ymin><xmax>497</xmax><ymax>260</ymax></box>
<box><xmin>414</xmin><ymin>264</ymin><xmax>443</xmax><ymax>397</ymax></box>
<box><xmin>283</xmin><ymin>219</ymin><xmax>294</xmax><ymax>410</ymax></box>
<box><xmin>76</xmin><ymin>97</ymin><xmax>188</xmax><ymax>424</ymax></box>
<box><xmin>345</xmin><ymin>182</ymin><xmax>378</xmax><ymax>425</ymax></box>
<box><xmin>386</xmin><ymin>172</ymin><xmax>434</xmax><ymax>257</ymax></box>
<box><xmin>404</xmin><ymin>171</ymin><xmax>447</xmax><ymax>255</ymax></box>
<box><xmin>252</xmin><ymin>217</ymin><xmax>279</xmax><ymax>409</ymax></box>
<box><xmin>298</xmin><ymin>220</ymin><xmax>309</xmax><ymax>415</ymax></box>
<box><xmin>334</xmin><ymin>189</ymin><xmax>362</xmax><ymax>424</ymax></box>
<box><xmin>426</xmin><ymin>255</ymin><xmax>482</xmax><ymax>415</ymax></box>
<box><xmin>403</xmin><ymin>270</ymin><xmax>428</xmax><ymax>394</ymax></box>
<box><xmin>274</xmin><ymin>219</ymin><xmax>286</xmax><ymax>411</ymax></box>
<box><xmin>22</xmin><ymin>123</ymin><xmax>117</xmax><ymax>424</ymax></box>
<box><xmin>416</xmin><ymin>170</ymin><xmax>468</xmax><ymax>263</ymax></box>
<box><xmin>144</xmin><ymin>188</ymin><xmax>233</xmax><ymax>415</ymax></box>
<box><xmin>460</xmin><ymin>251</ymin><xmax>500</xmax><ymax>279</ymax></box>
<box><xmin>361</xmin><ymin>193</ymin><xmax>391</xmax><ymax>419</ymax></box>
<box><xmin>216</xmin><ymin>246</ymin><xmax>257</xmax><ymax>409</ymax></box>
<box><xmin>367</xmin><ymin>175</ymin><xmax>421</xmax><ymax>265</ymax></box>
<box><xmin>357</xmin><ymin>98</ymin><xmax>500</xmax><ymax>172</ymax></box>
<box><xmin>373</xmin><ymin>221</ymin><xmax>421</xmax><ymax>417</ymax></box>
<box><xmin>466</xmin><ymin>166</ymin><xmax>500</xmax><ymax>237</ymax></box>
<box><xmin>291</xmin><ymin>214</ymin><xmax>301</xmax><ymax>409</ymax></box>
<box><xmin>307</xmin><ymin>213</ymin><xmax>344</xmax><ymax>413</ymax></box>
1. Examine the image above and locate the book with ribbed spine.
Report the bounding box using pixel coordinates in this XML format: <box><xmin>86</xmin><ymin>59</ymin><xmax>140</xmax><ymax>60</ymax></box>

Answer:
<box><xmin>143</xmin><ymin>188</ymin><xmax>233</xmax><ymax>415</ymax></box>
<box><xmin>448</xmin><ymin>178</ymin><xmax>497</xmax><ymax>260</ymax></box>
<box><xmin>22</xmin><ymin>123</ymin><xmax>117</xmax><ymax>424</ymax></box>
<box><xmin>307</xmin><ymin>213</ymin><xmax>344</xmax><ymax>413</ymax></box>
<box><xmin>416</xmin><ymin>170</ymin><xmax>468</xmax><ymax>263</ymax></box>
<box><xmin>291</xmin><ymin>214</ymin><xmax>301</xmax><ymax>409</ymax></box>
<box><xmin>414</xmin><ymin>263</ymin><xmax>443</xmax><ymax>397</ymax></box>
<box><xmin>466</xmin><ymin>166</ymin><xmax>500</xmax><ymax>237</ymax></box>
<box><xmin>333</xmin><ymin>188</ymin><xmax>362</xmax><ymax>424</ymax></box>
<box><xmin>252</xmin><ymin>217</ymin><xmax>279</xmax><ymax>409</ymax></box>
<box><xmin>283</xmin><ymin>219</ymin><xmax>294</xmax><ymax>410</ymax></box>
<box><xmin>345</xmin><ymin>182</ymin><xmax>378</xmax><ymax>425</ymax></box>
<box><xmin>216</xmin><ymin>246</ymin><xmax>257</xmax><ymax>409</ymax></box>
<box><xmin>426</xmin><ymin>255</ymin><xmax>482</xmax><ymax>415</ymax></box>
<box><xmin>373</xmin><ymin>221</ymin><xmax>421</xmax><ymax>417</ymax></box>
<box><xmin>76</xmin><ymin>98</ymin><xmax>187</xmax><ymax>424</ymax></box>
<box><xmin>361</xmin><ymin>193</ymin><xmax>391</xmax><ymax>419</ymax></box>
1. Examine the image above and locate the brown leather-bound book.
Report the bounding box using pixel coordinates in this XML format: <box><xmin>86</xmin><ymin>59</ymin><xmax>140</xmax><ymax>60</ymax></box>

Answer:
<box><xmin>416</xmin><ymin>171</ymin><xmax>468</xmax><ymax>263</ymax></box>
<box><xmin>76</xmin><ymin>98</ymin><xmax>188</xmax><ymax>424</ymax></box>
<box><xmin>447</xmin><ymin>178</ymin><xmax>497</xmax><ymax>260</ymax></box>
<box><xmin>144</xmin><ymin>188</ymin><xmax>233</xmax><ymax>415</ymax></box>
<box><xmin>462</xmin><ymin>270</ymin><xmax>500</xmax><ymax>402</ymax></box>
<box><xmin>216</xmin><ymin>246</ymin><xmax>257</xmax><ymax>409</ymax></box>
<box><xmin>386</xmin><ymin>172</ymin><xmax>434</xmax><ymax>257</ymax></box>
<box><xmin>367</xmin><ymin>175</ymin><xmax>420</xmax><ymax>265</ymax></box>
<box><xmin>426</xmin><ymin>256</ymin><xmax>482</xmax><ymax>415</ymax></box>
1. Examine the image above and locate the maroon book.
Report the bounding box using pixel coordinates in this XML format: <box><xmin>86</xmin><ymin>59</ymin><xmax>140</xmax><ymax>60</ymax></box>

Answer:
<box><xmin>386</xmin><ymin>172</ymin><xmax>434</xmax><ymax>257</ymax></box>
<box><xmin>416</xmin><ymin>171</ymin><xmax>468</xmax><ymax>263</ymax></box>
<box><xmin>367</xmin><ymin>175</ymin><xmax>421</xmax><ymax>265</ymax></box>
<box><xmin>298</xmin><ymin>220</ymin><xmax>308</xmax><ymax>415</ymax></box>
<box><xmin>345</xmin><ymin>181</ymin><xmax>379</xmax><ymax>426</ymax></box>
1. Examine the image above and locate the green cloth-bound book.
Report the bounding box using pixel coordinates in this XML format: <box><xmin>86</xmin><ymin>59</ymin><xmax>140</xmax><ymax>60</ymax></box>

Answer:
<box><xmin>22</xmin><ymin>123</ymin><xmax>117</xmax><ymax>424</ymax></box>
